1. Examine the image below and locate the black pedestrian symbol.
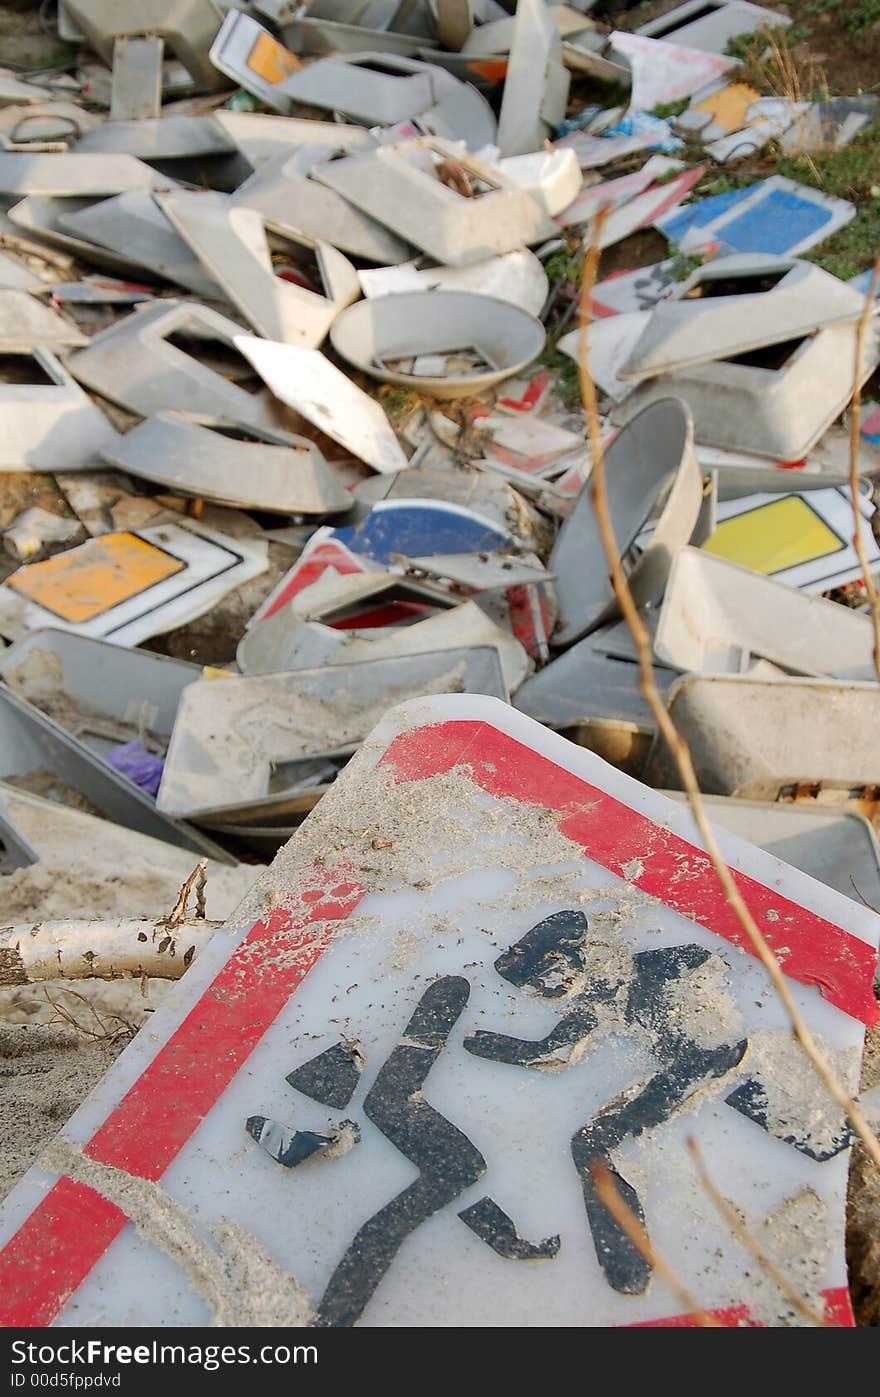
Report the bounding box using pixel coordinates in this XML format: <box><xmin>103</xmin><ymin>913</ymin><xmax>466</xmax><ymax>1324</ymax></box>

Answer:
<box><xmin>245</xmin><ymin>909</ymin><xmax>843</xmax><ymax>1323</ymax></box>
<box><xmin>466</xmin><ymin>912</ymin><xmax>748</xmax><ymax>1295</ymax></box>
<box><xmin>249</xmin><ymin>977</ymin><xmax>556</xmax><ymax>1328</ymax></box>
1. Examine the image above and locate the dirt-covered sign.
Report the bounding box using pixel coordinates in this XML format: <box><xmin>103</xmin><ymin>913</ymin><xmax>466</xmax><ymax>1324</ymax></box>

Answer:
<box><xmin>0</xmin><ymin>696</ymin><xmax>876</xmax><ymax>1327</ymax></box>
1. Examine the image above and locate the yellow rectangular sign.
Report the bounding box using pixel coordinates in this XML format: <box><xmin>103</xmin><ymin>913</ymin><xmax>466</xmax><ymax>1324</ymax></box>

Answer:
<box><xmin>703</xmin><ymin>495</ymin><xmax>845</xmax><ymax>575</ymax></box>
<box><xmin>6</xmin><ymin>532</ymin><xmax>185</xmax><ymax>623</ymax></box>
<box><xmin>247</xmin><ymin>31</ymin><xmax>301</xmax><ymax>84</ymax></box>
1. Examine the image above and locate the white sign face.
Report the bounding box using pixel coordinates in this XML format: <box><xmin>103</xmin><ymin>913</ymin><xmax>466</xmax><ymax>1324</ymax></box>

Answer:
<box><xmin>0</xmin><ymin>696</ymin><xmax>876</xmax><ymax>1328</ymax></box>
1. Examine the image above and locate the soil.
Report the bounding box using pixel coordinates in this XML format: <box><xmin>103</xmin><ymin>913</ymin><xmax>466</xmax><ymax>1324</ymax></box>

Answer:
<box><xmin>0</xmin><ymin>2</ymin><xmax>74</xmax><ymax>72</ymax></box>
<box><xmin>618</xmin><ymin>0</ymin><xmax>880</xmax><ymax>101</ymax></box>
<box><xmin>0</xmin><ymin>1024</ymin><xmax>122</xmax><ymax>1206</ymax></box>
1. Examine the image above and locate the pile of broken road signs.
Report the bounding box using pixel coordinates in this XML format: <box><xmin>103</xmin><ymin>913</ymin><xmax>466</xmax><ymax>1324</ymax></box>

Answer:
<box><xmin>0</xmin><ymin>0</ymin><xmax>878</xmax><ymax>1331</ymax></box>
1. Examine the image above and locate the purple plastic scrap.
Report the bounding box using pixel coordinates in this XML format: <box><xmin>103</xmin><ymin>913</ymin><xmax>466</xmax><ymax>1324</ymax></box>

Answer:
<box><xmin>107</xmin><ymin>739</ymin><xmax>164</xmax><ymax>798</ymax></box>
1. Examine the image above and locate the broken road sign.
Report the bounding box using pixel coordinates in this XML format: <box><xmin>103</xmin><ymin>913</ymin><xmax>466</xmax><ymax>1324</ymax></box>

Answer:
<box><xmin>0</xmin><ymin>696</ymin><xmax>875</xmax><ymax>1327</ymax></box>
<box><xmin>701</xmin><ymin>486</ymin><xmax>880</xmax><ymax>592</ymax></box>
<box><xmin>0</xmin><ymin>522</ymin><xmax>268</xmax><ymax>647</ymax></box>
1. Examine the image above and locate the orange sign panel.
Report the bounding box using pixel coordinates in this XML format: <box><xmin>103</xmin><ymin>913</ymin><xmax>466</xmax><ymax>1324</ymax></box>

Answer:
<box><xmin>6</xmin><ymin>532</ymin><xmax>185</xmax><ymax>623</ymax></box>
<box><xmin>247</xmin><ymin>31</ymin><xmax>301</xmax><ymax>84</ymax></box>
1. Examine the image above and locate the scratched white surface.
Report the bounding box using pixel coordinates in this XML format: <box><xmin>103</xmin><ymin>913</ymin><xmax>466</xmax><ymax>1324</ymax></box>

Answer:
<box><xmin>1</xmin><ymin>696</ymin><xmax>876</xmax><ymax>1327</ymax></box>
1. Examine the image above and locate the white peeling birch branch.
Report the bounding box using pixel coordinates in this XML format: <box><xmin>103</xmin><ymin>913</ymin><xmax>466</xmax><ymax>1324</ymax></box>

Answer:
<box><xmin>0</xmin><ymin>918</ymin><xmax>222</xmax><ymax>986</ymax></box>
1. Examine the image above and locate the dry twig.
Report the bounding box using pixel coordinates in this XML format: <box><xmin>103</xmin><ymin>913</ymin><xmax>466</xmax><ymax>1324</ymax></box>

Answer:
<box><xmin>577</xmin><ymin>206</ymin><xmax>880</xmax><ymax>1174</ymax></box>
<box><xmin>167</xmin><ymin>859</ymin><xmax>208</xmax><ymax>927</ymax></box>
<box><xmin>685</xmin><ymin>1137</ymin><xmax>828</xmax><ymax>1327</ymax></box>
<box><xmin>42</xmin><ymin>986</ymin><xmax>134</xmax><ymax>1043</ymax></box>
<box><xmin>591</xmin><ymin>1162</ymin><xmax>719</xmax><ymax>1326</ymax></box>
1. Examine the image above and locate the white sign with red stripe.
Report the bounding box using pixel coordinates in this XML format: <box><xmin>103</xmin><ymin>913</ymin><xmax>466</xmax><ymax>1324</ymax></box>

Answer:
<box><xmin>0</xmin><ymin>696</ymin><xmax>876</xmax><ymax>1328</ymax></box>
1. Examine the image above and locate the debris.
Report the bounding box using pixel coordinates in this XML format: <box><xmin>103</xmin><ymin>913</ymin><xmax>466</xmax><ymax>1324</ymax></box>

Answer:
<box><xmin>0</xmin><ymin>348</ymin><xmax>118</xmax><ymax>472</ymax></box>
<box><xmin>273</xmin><ymin>0</ymin><xmax>441</xmax><ymax>59</ymax></box>
<box><xmin>0</xmin><ymin>0</ymin><xmax>877</xmax><ymax>1329</ymax></box>
<box><xmin>655</xmin><ymin>546</ymin><xmax>877</xmax><ymax>679</ymax></box>
<box><xmin>156</xmin><ymin>649</ymin><xmax>509</xmax><ymax>821</ymax></box>
<box><xmin>0</xmin><ymin>684</ymin><xmax>226</xmax><ymax>863</ymax></box>
<box><xmin>0</xmin><ymin>627</ymin><xmax>201</xmax><ymax>781</ymax></box>
<box><xmin>399</xmin><ymin>551</ymin><xmax>550</xmax><ymax>591</ymax></box>
<box><xmin>231</xmin><ymin>146</ymin><xmax>409</xmax><ymax>265</ymax></box>
<box><xmin>160</xmin><ymin>190</ymin><xmax>359</xmax><ymax>347</ymax></box>
<box><xmin>357</xmin><ymin>249</ymin><xmax>549</xmax><ymax>316</ymax></box>
<box><xmin>0</xmin><ymin>153</ymin><xmax>172</xmax><ymax>197</ymax></box>
<box><xmin>238</xmin><ymin>597</ymin><xmax>530</xmax><ymax>692</ymax></box>
<box><xmin>558</xmin><ymin>154</ymin><xmax>684</xmax><ymax>229</ymax></box>
<box><xmin>2</xmin><ymin>508</ymin><xmax>81</xmax><ymax>563</ymax></box>
<box><xmin>497</xmin><ymin>0</ymin><xmax>570</xmax><ymax>156</ymax></box>
<box><xmin>678</xmin><ymin>175</ymin><xmax>857</xmax><ymax>259</ymax></box>
<box><xmin>330</xmin><ymin>497</ymin><xmax>516</xmax><ymax>563</ymax></box>
<box><xmin>312</xmin><ymin>139</ymin><xmax>551</xmax><ymax>267</ymax></box>
<box><xmin>66</xmin><ymin>300</ymin><xmax>293</xmax><ymax>431</ymax></box>
<box><xmin>6</xmin><ymin>195</ymin><xmax>160</xmax><ymax>279</ymax></box>
<box><xmin>700</xmin><ymin>486</ymin><xmax>880</xmax><ymax>592</ymax></box>
<box><xmin>663</xmin><ymin>796</ymin><xmax>880</xmax><ymax>914</ymax></box>
<box><xmin>556</xmin><ymin>112</ymin><xmax>685</xmax><ymax>168</ymax></box>
<box><xmin>209</xmin><ymin>9</ymin><xmax>303</xmax><ymax>113</ymax></box>
<box><xmin>0</xmin><ymin>289</ymin><xmax>85</xmax><ymax>351</ymax></box>
<box><xmin>619</xmin><ymin>255</ymin><xmax>867</xmax><ymax>382</ymax></box>
<box><xmin>785</xmin><ymin>94</ymin><xmax>880</xmax><ymax>153</ymax></box>
<box><xmin>551</xmin><ymin>399</ymin><xmax>703</xmax><ymax>645</ymax></box>
<box><xmin>62</xmin><ymin>0</ymin><xmax>226</xmax><ymax>92</ymax></box>
<box><xmin>515</xmin><ymin>638</ymin><xmax>667</xmax><ymax>731</ymax></box>
<box><xmin>559</xmin><ymin>312</ymin><xmax>649</xmax><ymax>402</ymax></box>
<box><xmin>636</xmin><ymin>0</ymin><xmax>790</xmax><ymax>54</ymax></box>
<box><xmin>616</xmin><ymin>314</ymin><xmax>880</xmax><ymax>461</ymax></box>
<box><xmin>213</xmin><ymin>109</ymin><xmax>374</xmax><ymax>166</ymax></box>
<box><xmin>609</xmin><ymin>32</ymin><xmax>735</xmax><ymax>112</ymax></box>
<box><xmin>102</xmin><ymin>413</ymin><xmax>352</xmax><ymax>515</ymax></box>
<box><xmin>74</xmin><ymin>114</ymin><xmax>236</xmax><ymax>161</ymax></box>
<box><xmin>46</xmin><ymin>275</ymin><xmax>155</xmax><ymax>304</ymax></box>
<box><xmin>59</xmin><ymin>191</ymin><xmax>224</xmax><ymax>298</ymax></box>
<box><xmin>329</xmin><ymin>290</ymin><xmax>546</xmax><ymax>399</ymax></box>
<box><xmin>235</xmin><ymin>334</ymin><xmax>410</xmax><ymax>475</ymax></box>
<box><xmin>0</xmin><ymin>521</ymin><xmax>268</xmax><ymax>648</ymax></box>
<box><xmin>646</xmin><ymin>675</ymin><xmax>880</xmax><ymax>798</ymax></box>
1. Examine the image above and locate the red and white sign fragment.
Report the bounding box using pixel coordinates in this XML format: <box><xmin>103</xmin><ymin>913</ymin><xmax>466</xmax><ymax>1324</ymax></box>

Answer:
<box><xmin>0</xmin><ymin>697</ymin><xmax>875</xmax><ymax>1328</ymax></box>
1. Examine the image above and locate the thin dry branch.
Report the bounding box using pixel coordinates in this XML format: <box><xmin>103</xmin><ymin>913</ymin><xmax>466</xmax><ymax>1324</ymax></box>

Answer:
<box><xmin>577</xmin><ymin>206</ymin><xmax>880</xmax><ymax>1174</ymax></box>
<box><xmin>685</xmin><ymin>1137</ymin><xmax>827</xmax><ymax>1327</ymax></box>
<box><xmin>167</xmin><ymin>859</ymin><xmax>208</xmax><ymax>927</ymax></box>
<box><xmin>43</xmin><ymin>987</ymin><xmax>134</xmax><ymax>1043</ymax></box>
<box><xmin>849</xmin><ymin>253</ymin><xmax>880</xmax><ymax>682</ymax></box>
<box><xmin>591</xmin><ymin>1162</ymin><xmax>719</xmax><ymax>1326</ymax></box>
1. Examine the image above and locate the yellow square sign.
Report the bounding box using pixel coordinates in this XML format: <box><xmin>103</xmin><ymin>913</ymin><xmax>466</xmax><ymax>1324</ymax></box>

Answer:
<box><xmin>247</xmin><ymin>31</ymin><xmax>301</xmax><ymax>84</ymax></box>
<box><xmin>6</xmin><ymin>532</ymin><xmax>185</xmax><ymax>623</ymax></box>
<box><xmin>703</xmin><ymin>495</ymin><xmax>845</xmax><ymax>575</ymax></box>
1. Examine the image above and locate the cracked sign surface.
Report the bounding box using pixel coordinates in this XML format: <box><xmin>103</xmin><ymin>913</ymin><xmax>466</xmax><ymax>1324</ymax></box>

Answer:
<box><xmin>0</xmin><ymin>695</ymin><xmax>876</xmax><ymax>1327</ymax></box>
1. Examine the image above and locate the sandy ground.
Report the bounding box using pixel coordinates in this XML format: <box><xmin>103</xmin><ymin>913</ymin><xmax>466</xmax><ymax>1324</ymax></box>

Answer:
<box><xmin>0</xmin><ymin>788</ymin><xmax>260</xmax><ymax>1201</ymax></box>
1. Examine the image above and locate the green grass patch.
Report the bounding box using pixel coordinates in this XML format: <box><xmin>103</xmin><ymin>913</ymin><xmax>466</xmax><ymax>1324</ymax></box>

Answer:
<box><xmin>538</xmin><ymin>350</ymin><xmax>582</xmax><ymax>411</ymax></box>
<box><xmin>802</xmin><ymin>0</ymin><xmax>880</xmax><ymax>32</ymax></box>
<box><xmin>544</xmin><ymin>247</ymin><xmax>584</xmax><ymax>289</ymax></box>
